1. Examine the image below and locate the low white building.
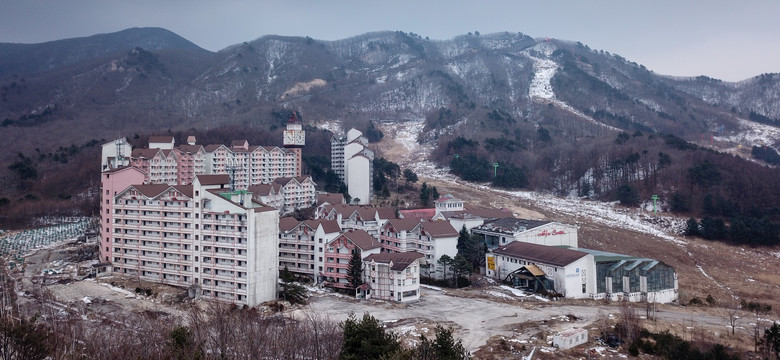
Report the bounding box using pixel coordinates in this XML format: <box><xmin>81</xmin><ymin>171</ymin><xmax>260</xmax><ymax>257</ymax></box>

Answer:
<box><xmin>553</xmin><ymin>328</ymin><xmax>588</xmax><ymax>349</ymax></box>
<box><xmin>361</xmin><ymin>252</ymin><xmax>424</xmax><ymax>302</ymax></box>
<box><xmin>486</xmin><ymin>241</ymin><xmax>678</xmax><ymax>303</ymax></box>
<box><xmin>431</xmin><ymin>194</ymin><xmax>512</xmax><ymax>231</ymax></box>
<box><xmin>472</xmin><ymin>218</ymin><xmax>578</xmax><ymax>248</ymax></box>
<box><xmin>487</xmin><ymin>241</ymin><xmax>594</xmax><ymax>298</ymax></box>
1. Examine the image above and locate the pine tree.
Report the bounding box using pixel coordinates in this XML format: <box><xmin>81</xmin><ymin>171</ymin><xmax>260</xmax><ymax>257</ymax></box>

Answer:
<box><xmin>340</xmin><ymin>313</ymin><xmax>401</xmax><ymax>360</ymax></box>
<box><xmin>279</xmin><ymin>265</ymin><xmax>308</xmax><ymax>304</ymax></box>
<box><xmin>420</xmin><ymin>182</ymin><xmax>430</xmax><ymax>206</ymax></box>
<box><xmin>452</xmin><ymin>254</ymin><xmax>472</xmax><ymax>288</ymax></box>
<box><xmin>345</xmin><ymin>248</ymin><xmax>363</xmax><ymax>289</ymax></box>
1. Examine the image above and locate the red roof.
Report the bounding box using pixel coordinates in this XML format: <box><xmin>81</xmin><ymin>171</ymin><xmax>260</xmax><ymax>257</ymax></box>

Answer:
<box><xmin>196</xmin><ymin>174</ymin><xmax>230</xmax><ymax>186</ymax></box>
<box><xmin>338</xmin><ymin>230</ymin><xmax>381</xmax><ymax>251</ymax></box>
<box><xmin>385</xmin><ymin>218</ymin><xmax>422</xmax><ymax>232</ymax></box>
<box><xmin>148</xmin><ymin>136</ymin><xmax>174</xmax><ymax>144</ymax></box>
<box><xmin>422</xmin><ymin>221</ymin><xmax>458</xmax><ymax>238</ymax></box>
<box><xmin>364</xmin><ymin>252</ymin><xmax>424</xmax><ymax>271</ymax></box>
<box><xmin>279</xmin><ymin>217</ymin><xmax>300</xmax><ymax>232</ymax></box>
<box><xmin>317</xmin><ymin>193</ymin><xmax>344</xmax><ymax>206</ymax></box>
<box><xmin>493</xmin><ymin>241</ymin><xmax>588</xmax><ymax>267</ymax></box>
<box><xmin>399</xmin><ymin>208</ymin><xmax>436</xmax><ymax>220</ymax></box>
<box><xmin>305</xmin><ymin>219</ymin><xmax>341</xmax><ymax>234</ymax></box>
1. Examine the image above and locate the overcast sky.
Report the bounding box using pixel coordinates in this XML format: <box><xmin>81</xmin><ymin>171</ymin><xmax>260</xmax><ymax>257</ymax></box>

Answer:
<box><xmin>1</xmin><ymin>0</ymin><xmax>778</xmax><ymax>82</ymax></box>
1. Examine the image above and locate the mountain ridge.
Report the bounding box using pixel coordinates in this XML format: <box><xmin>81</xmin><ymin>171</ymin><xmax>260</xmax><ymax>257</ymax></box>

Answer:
<box><xmin>1</xmin><ymin>28</ymin><xmax>779</xmax><ymax>165</ymax></box>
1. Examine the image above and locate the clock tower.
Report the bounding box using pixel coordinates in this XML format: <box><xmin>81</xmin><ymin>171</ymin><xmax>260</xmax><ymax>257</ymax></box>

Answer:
<box><xmin>282</xmin><ymin>112</ymin><xmax>305</xmax><ymax>177</ymax></box>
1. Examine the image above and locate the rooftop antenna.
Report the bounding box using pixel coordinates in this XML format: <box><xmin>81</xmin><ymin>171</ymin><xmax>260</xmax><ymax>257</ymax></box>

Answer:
<box><xmin>226</xmin><ymin>157</ymin><xmax>241</xmax><ymax>192</ymax></box>
<box><xmin>115</xmin><ymin>138</ymin><xmax>126</xmax><ymax>168</ymax></box>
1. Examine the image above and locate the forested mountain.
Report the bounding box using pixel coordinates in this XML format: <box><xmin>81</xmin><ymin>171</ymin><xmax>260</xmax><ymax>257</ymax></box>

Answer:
<box><xmin>1</xmin><ymin>28</ymin><xmax>779</xmax><ymax>243</ymax></box>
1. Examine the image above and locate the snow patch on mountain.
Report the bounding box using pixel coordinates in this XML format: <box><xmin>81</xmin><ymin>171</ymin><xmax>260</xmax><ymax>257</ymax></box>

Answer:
<box><xmin>527</xmin><ymin>55</ymin><xmax>558</xmax><ymax>100</ymax></box>
<box><xmin>715</xmin><ymin>117</ymin><xmax>780</xmax><ymax>151</ymax></box>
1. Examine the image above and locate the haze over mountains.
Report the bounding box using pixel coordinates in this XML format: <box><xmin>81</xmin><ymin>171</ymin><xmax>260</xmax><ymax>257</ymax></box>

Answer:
<box><xmin>1</xmin><ymin>27</ymin><xmax>779</xmax><ymax>163</ymax></box>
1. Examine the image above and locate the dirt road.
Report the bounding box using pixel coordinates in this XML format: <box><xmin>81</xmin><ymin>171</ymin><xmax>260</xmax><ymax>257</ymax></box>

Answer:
<box><xmin>301</xmin><ymin>287</ymin><xmax>730</xmax><ymax>352</ymax></box>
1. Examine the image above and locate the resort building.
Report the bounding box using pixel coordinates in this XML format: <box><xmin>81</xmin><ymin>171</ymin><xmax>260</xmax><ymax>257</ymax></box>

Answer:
<box><xmin>102</xmin><ymin>172</ymin><xmax>280</xmax><ymax>307</ymax></box>
<box><xmin>361</xmin><ymin>252</ymin><xmax>425</xmax><ymax>302</ymax></box>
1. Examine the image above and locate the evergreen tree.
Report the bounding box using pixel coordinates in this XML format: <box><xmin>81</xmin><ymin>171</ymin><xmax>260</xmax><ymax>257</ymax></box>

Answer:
<box><xmin>685</xmin><ymin>217</ymin><xmax>700</xmax><ymax>236</ymax></box>
<box><xmin>437</xmin><ymin>254</ymin><xmax>453</xmax><ymax>280</ymax></box>
<box><xmin>452</xmin><ymin>254</ymin><xmax>472</xmax><ymax>288</ymax></box>
<box><xmin>415</xmin><ymin>325</ymin><xmax>471</xmax><ymax>360</ymax></box>
<box><xmin>339</xmin><ymin>313</ymin><xmax>401</xmax><ymax>360</ymax></box>
<box><xmin>420</xmin><ymin>182</ymin><xmax>431</xmax><ymax>207</ymax></box>
<box><xmin>278</xmin><ymin>266</ymin><xmax>308</xmax><ymax>304</ymax></box>
<box><xmin>403</xmin><ymin>168</ymin><xmax>418</xmax><ymax>185</ymax></box>
<box><xmin>670</xmin><ymin>191</ymin><xmax>689</xmax><ymax>213</ymax></box>
<box><xmin>346</xmin><ymin>248</ymin><xmax>363</xmax><ymax>289</ymax></box>
<box><xmin>616</xmin><ymin>184</ymin><xmax>639</xmax><ymax>206</ymax></box>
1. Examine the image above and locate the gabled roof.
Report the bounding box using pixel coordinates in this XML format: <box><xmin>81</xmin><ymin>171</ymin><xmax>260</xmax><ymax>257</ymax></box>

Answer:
<box><xmin>385</xmin><ymin>218</ymin><xmax>422</xmax><ymax>233</ymax></box>
<box><xmin>279</xmin><ymin>217</ymin><xmax>300</xmax><ymax>232</ymax></box>
<box><xmin>247</xmin><ymin>184</ymin><xmax>276</xmax><ymax>196</ymax></box>
<box><xmin>131</xmin><ymin>184</ymin><xmax>171</xmax><ymax>198</ymax></box>
<box><xmin>204</xmin><ymin>144</ymin><xmax>227</xmax><ymax>152</ymax></box>
<box><xmin>364</xmin><ymin>252</ymin><xmax>425</xmax><ymax>271</ymax></box>
<box><xmin>176</xmin><ymin>145</ymin><xmax>204</xmax><ymax>154</ymax></box>
<box><xmin>231</xmin><ymin>140</ymin><xmax>249</xmax><ymax>147</ymax></box>
<box><xmin>148</xmin><ymin>135</ymin><xmax>174</xmax><ymax>143</ymax></box>
<box><xmin>317</xmin><ymin>193</ymin><xmax>344</xmax><ymax>206</ymax></box>
<box><xmin>438</xmin><ymin>206</ymin><xmax>512</xmax><ymax>221</ymax></box>
<box><xmin>196</xmin><ymin>174</ymin><xmax>230</xmax><ymax>186</ymax></box>
<box><xmin>355</xmin><ymin>207</ymin><xmax>378</xmax><ymax>220</ymax></box>
<box><xmin>375</xmin><ymin>207</ymin><xmax>397</xmax><ymax>220</ymax></box>
<box><xmin>131</xmin><ymin>148</ymin><xmax>161</xmax><ymax>159</ymax></box>
<box><xmin>305</xmin><ymin>219</ymin><xmax>341</xmax><ymax>234</ymax></box>
<box><xmin>422</xmin><ymin>221</ymin><xmax>458</xmax><ymax>238</ymax></box>
<box><xmin>476</xmin><ymin>218</ymin><xmax>551</xmax><ymax>234</ymax></box>
<box><xmin>328</xmin><ymin>204</ymin><xmax>361</xmax><ymax>217</ymax></box>
<box><xmin>399</xmin><ymin>208</ymin><xmax>435</xmax><ymax>220</ymax></box>
<box><xmin>173</xmin><ymin>185</ymin><xmax>194</xmax><ymax>198</ymax></box>
<box><xmin>493</xmin><ymin>242</ymin><xmax>588</xmax><ymax>267</ymax></box>
<box><xmin>336</xmin><ymin>230</ymin><xmax>381</xmax><ymax>251</ymax></box>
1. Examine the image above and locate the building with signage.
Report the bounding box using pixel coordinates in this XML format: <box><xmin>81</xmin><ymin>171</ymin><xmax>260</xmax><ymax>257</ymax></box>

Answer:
<box><xmin>485</xmin><ymin>241</ymin><xmax>678</xmax><ymax>303</ymax></box>
<box><xmin>471</xmin><ymin>218</ymin><xmax>578</xmax><ymax>248</ymax></box>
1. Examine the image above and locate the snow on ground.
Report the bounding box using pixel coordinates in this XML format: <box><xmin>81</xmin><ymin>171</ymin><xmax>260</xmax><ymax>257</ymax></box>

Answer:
<box><xmin>420</xmin><ymin>284</ymin><xmax>443</xmax><ymax>291</ymax></box>
<box><xmin>523</xmin><ymin>49</ymin><xmax>619</xmax><ymax>132</ymax></box>
<box><xmin>486</xmin><ymin>290</ymin><xmax>514</xmax><ymax>300</ymax></box>
<box><xmin>527</xmin><ymin>55</ymin><xmax>558</xmax><ymax>101</ymax></box>
<box><xmin>316</xmin><ymin>119</ymin><xmax>342</xmax><ymax>135</ymax></box>
<box><xmin>715</xmin><ymin>117</ymin><xmax>780</xmax><ymax>151</ymax></box>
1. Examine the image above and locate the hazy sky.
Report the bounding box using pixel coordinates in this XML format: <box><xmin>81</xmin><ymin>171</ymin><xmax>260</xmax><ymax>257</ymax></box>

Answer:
<box><xmin>1</xmin><ymin>0</ymin><xmax>778</xmax><ymax>81</ymax></box>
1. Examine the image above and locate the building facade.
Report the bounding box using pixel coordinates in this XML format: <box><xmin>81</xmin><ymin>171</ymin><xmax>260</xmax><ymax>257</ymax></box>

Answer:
<box><xmin>361</xmin><ymin>252</ymin><xmax>424</xmax><ymax>302</ymax></box>
<box><xmin>485</xmin><ymin>241</ymin><xmax>678</xmax><ymax>303</ymax></box>
<box><xmin>331</xmin><ymin>128</ymin><xmax>373</xmax><ymax>205</ymax></box>
<box><xmin>472</xmin><ymin>218</ymin><xmax>579</xmax><ymax>248</ymax></box>
<box><xmin>322</xmin><ymin>230</ymin><xmax>381</xmax><ymax>289</ymax></box>
<box><xmin>103</xmin><ymin>172</ymin><xmax>279</xmax><ymax>307</ymax></box>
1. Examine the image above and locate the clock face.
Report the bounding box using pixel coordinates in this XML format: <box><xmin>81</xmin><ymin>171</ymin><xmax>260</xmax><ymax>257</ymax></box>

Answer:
<box><xmin>294</xmin><ymin>130</ymin><xmax>306</xmax><ymax>145</ymax></box>
<box><xmin>283</xmin><ymin>130</ymin><xmax>294</xmax><ymax>145</ymax></box>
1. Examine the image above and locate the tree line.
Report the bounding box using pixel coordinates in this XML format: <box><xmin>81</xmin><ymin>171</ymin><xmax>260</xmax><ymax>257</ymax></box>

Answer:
<box><xmin>432</xmin><ymin>123</ymin><xmax>780</xmax><ymax>246</ymax></box>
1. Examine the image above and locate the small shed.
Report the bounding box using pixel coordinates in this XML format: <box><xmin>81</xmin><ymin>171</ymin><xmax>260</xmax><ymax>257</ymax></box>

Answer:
<box><xmin>553</xmin><ymin>328</ymin><xmax>588</xmax><ymax>349</ymax></box>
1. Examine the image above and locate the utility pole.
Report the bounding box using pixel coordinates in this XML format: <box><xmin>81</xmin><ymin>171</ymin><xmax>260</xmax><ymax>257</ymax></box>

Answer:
<box><xmin>651</xmin><ymin>195</ymin><xmax>659</xmax><ymax>215</ymax></box>
<box><xmin>493</xmin><ymin>162</ymin><xmax>499</xmax><ymax>177</ymax></box>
